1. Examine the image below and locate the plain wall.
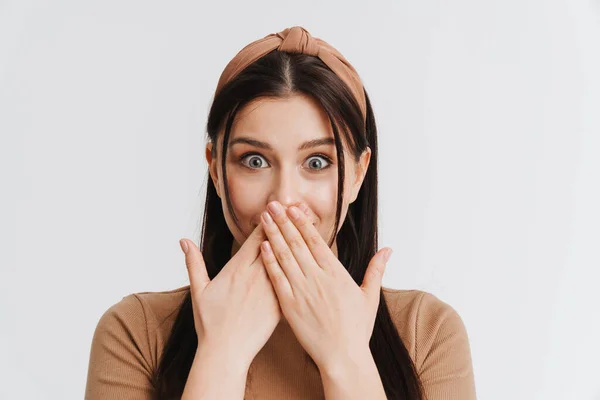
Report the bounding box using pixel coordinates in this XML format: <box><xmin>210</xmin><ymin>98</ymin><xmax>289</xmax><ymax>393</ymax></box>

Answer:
<box><xmin>1</xmin><ymin>0</ymin><xmax>599</xmax><ymax>399</ymax></box>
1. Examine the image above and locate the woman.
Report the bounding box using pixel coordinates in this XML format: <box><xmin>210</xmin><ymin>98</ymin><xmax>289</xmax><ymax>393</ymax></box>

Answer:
<box><xmin>85</xmin><ymin>26</ymin><xmax>477</xmax><ymax>400</ymax></box>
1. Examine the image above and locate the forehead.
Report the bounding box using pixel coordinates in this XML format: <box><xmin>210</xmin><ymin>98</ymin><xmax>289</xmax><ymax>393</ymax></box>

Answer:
<box><xmin>231</xmin><ymin>94</ymin><xmax>333</xmax><ymax>141</ymax></box>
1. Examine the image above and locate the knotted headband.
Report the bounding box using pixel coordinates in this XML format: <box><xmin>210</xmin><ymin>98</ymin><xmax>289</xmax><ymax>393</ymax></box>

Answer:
<box><xmin>214</xmin><ymin>26</ymin><xmax>367</xmax><ymax>125</ymax></box>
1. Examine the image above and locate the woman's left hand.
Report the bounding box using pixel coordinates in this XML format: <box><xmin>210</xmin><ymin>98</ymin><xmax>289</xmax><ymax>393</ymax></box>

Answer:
<box><xmin>259</xmin><ymin>200</ymin><xmax>393</xmax><ymax>372</ymax></box>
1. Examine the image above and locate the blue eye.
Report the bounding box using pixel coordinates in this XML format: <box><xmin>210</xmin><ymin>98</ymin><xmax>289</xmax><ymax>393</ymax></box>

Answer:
<box><xmin>239</xmin><ymin>153</ymin><xmax>333</xmax><ymax>171</ymax></box>
<box><xmin>240</xmin><ymin>154</ymin><xmax>268</xmax><ymax>169</ymax></box>
<box><xmin>304</xmin><ymin>155</ymin><xmax>332</xmax><ymax>170</ymax></box>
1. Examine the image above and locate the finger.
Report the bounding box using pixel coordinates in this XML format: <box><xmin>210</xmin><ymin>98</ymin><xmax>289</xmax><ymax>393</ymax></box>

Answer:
<box><xmin>260</xmin><ymin>240</ymin><xmax>294</xmax><ymax>301</ymax></box>
<box><xmin>267</xmin><ymin>202</ymin><xmax>322</xmax><ymax>277</ymax></box>
<box><xmin>231</xmin><ymin>221</ymin><xmax>268</xmax><ymax>264</ymax></box>
<box><xmin>262</xmin><ymin>208</ymin><xmax>308</xmax><ymax>287</ymax></box>
<box><xmin>284</xmin><ymin>204</ymin><xmax>338</xmax><ymax>271</ymax></box>
<box><xmin>180</xmin><ymin>239</ymin><xmax>210</xmax><ymax>294</ymax></box>
<box><xmin>361</xmin><ymin>248</ymin><xmax>392</xmax><ymax>302</ymax></box>
<box><xmin>298</xmin><ymin>202</ymin><xmax>310</xmax><ymax>216</ymax></box>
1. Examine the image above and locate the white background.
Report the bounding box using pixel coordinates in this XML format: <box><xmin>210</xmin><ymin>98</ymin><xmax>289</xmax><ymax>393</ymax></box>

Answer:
<box><xmin>1</xmin><ymin>1</ymin><xmax>599</xmax><ymax>399</ymax></box>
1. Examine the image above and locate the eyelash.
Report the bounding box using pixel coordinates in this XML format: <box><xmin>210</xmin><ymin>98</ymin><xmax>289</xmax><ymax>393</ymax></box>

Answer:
<box><xmin>238</xmin><ymin>152</ymin><xmax>334</xmax><ymax>172</ymax></box>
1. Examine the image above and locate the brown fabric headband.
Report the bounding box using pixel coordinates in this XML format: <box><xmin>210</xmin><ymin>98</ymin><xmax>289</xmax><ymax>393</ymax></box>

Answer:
<box><xmin>214</xmin><ymin>26</ymin><xmax>367</xmax><ymax>125</ymax></box>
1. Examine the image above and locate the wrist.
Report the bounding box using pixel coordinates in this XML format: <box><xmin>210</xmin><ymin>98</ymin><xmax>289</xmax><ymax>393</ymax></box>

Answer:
<box><xmin>182</xmin><ymin>341</ymin><xmax>250</xmax><ymax>400</ymax></box>
<box><xmin>319</xmin><ymin>345</ymin><xmax>374</xmax><ymax>379</ymax></box>
<box><xmin>195</xmin><ymin>340</ymin><xmax>251</xmax><ymax>377</ymax></box>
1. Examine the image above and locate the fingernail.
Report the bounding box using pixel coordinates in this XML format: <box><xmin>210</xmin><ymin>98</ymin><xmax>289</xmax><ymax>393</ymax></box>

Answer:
<box><xmin>262</xmin><ymin>211</ymin><xmax>273</xmax><ymax>224</ymax></box>
<box><xmin>299</xmin><ymin>203</ymin><xmax>310</xmax><ymax>215</ymax></box>
<box><xmin>268</xmin><ymin>201</ymin><xmax>282</xmax><ymax>215</ymax></box>
<box><xmin>180</xmin><ymin>239</ymin><xmax>189</xmax><ymax>254</ymax></box>
<box><xmin>261</xmin><ymin>240</ymin><xmax>271</xmax><ymax>253</ymax></box>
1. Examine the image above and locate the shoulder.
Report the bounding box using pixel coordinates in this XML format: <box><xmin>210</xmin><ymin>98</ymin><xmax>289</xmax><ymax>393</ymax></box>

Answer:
<box><xmin>381</xmin><ymin>286</ymin><xmax>477</xmax><ymax>398</ymax></box>
<box><xmin>87</xmin><ymin>286</ymin><xmax>190</xmax><ymax>376</ymax></box>
<box><xmin>381</xmin><ymin>287</ymin><xmax>473</xmax><ymax>369</ymax></box>
<box><xmin>131</xmin><ymin>285</ymin><xmax>191</xmax><ymax>327</ymax></box>
<box><xmin>97</xmin><ymin>285</ymin><xmax>190</xmax><ymax>331</ymax></box>
<box><xmin>91</xmin><ymin>285</ymin><xmax>190</xmax><ymax>364</ymax></box>
<box><xmin>86</xmin><ymin>286</ymin><xmax>190</xmax><ymax>397</ymax></box>
<box><xmin>381</xmin><ymin>286</ymin><xmax>464</xmax><ymax>330</ymax></box>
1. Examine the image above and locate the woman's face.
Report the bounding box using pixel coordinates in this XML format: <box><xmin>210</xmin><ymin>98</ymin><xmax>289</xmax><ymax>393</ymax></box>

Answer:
<box><xmin>206</xmin><ymin>94</ymin><xmax>371</xmax><ymax>258</ymax></box>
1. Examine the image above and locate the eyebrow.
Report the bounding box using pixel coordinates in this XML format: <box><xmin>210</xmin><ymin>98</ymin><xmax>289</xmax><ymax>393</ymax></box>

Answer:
<box><xmin>228</xmin><ymin>136</ymin><xmax>335</xmax><ymax>151</ymax></box>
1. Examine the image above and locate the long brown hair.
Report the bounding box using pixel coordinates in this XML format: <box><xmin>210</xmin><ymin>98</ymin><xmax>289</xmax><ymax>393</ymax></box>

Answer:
<box><xmin>152</xmin><ymin>50</ymin><xmax>425</xmax><ymax>399</ymax></box>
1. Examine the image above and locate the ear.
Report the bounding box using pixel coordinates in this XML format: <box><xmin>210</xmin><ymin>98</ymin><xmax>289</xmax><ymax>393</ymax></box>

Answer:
<box><xmin>205</xmin><ymin>141</ymin><xmax>221</xmax><ymax>198</ymax></box>
<box><xmin>349</xmin><ymin>146</ymin><xmax>371</xmax><ymax>204</ymax></box>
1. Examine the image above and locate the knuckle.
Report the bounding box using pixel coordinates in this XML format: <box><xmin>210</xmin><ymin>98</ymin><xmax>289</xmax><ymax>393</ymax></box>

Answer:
<box><xmin>296</xmin><ymin>217</ymin><xmax>310</xmax><ymax>228</ymax></box>
<box><xmin>185</xmin><ymin>259</ymin><xmax>195</xmax><ymax>271</ymax></box>
<box><xmin>276</xmin><ymin>247</ymin><xmax>294</xmax><ymax>264</ymax></box>
<box><xmin>307</xmin><ymin>232</ymin><xmax>321</xmax><ymax>247</ymax></box>
<box><xmin>272</xmin><ymin>271</ymin><xmax>286</xmax><ymax>283</ymax></box>
<box><xmin>288</xmin><ymin>234</ymin><xmax>305</xmax><ymax>250</ymax></box>
<box><xmin>269</xmin><ymin>273</ymin><xmax>287</xmax><ymax>289</ymax></box>
<box><xmin>263</xmin><ymin>251</ymin><xmax>276</xmax><ymax>265</ymax></box>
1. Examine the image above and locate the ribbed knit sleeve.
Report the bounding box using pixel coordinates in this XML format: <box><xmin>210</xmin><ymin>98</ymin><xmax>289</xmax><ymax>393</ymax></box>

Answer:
<box><xmin>84</xmin><ymin>294</ymin><xmax>155</xmax><ymax>400</ymax></box>
<box><xmin>413</xmin><ymin>291</ymin><xmax>477</xmax><ymax>400</ymax></box>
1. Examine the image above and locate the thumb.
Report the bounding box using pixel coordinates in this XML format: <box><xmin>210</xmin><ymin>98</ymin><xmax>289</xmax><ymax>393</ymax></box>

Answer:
<box><xmin>180</xmin><ymin>239</ymin><xmax>210</xmax><ymax>294</ymax></box>
<box><xmin>361</xmin><ymin>248</ymin><xmax>392</xmax><ymax>300</ymax></box>
<box><xmin>231</xmin><ymin>222</ymin><xmax>267</xmax><ymax>264</ymax></box>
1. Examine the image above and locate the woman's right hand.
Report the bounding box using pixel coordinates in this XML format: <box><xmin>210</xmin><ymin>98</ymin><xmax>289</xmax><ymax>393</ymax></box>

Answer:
<box><xmin>179</xmin><ymin>222</ymin><xmax>282</xmax><ymax>369</ymax></box>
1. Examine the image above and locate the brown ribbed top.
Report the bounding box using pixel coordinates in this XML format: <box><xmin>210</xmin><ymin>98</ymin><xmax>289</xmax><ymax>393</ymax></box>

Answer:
<box><xmin>85</xmin><ymin>285</ymin><xmax>476</xmax><ymax>399</ymax></box>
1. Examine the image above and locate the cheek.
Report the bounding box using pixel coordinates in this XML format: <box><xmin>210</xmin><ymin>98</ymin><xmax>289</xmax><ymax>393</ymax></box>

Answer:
<box><xmin>320</xmin><ymin>167</ymin><xmax>356</xmax><ymax>236</ymax></box>
<box><xmin>227</xmin><ymin>175</ymin><xmax>269</xmax><ymax>212</ymax></box>
<box><xmin>319</xmin><ymin>186</ymin><xmax>338</xmax><ymax>215</ymax></box>
<box><xmin>307</xmin><ymin>182</ymin><xmax>339</xmax><ymax>239</ymax></box>
<box><xmin>220</xmin><ymin>177</ymin><xmax>263</xmax><ymax>239</ymax></box>
<box><xmin>224</xmin><ymin>170</ymin><xmax>340</xmax><ymax>234</ymax></box>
